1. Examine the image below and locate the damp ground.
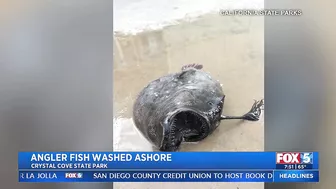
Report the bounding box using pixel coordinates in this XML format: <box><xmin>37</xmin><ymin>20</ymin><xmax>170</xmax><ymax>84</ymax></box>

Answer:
<box><xmin>113</xmin><ymin>13</ymin><xmax>264</xmax><ymax>189</ymax></box>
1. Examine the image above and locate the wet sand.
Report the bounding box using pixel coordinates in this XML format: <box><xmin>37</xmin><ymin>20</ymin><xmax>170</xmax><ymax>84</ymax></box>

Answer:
<box><xmin>113</xmin><ymin>13</ymin><xmax>264</xmax><ymax>189</ymax></box>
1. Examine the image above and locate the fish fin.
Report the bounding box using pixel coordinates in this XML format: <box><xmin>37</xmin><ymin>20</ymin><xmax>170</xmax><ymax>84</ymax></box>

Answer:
<box><xmin>181</xmin><ymin>63</ymin><xmax>203</xmax><ymax>71</ymax></box>
<box><xmin>178</xmin><ymin>64</ymin><xmax>200</xmax><ymax>79</ymax></box>
<box><xmin>177</xmin><ymin>69</ymin><xmax>195</xmax><ymax>79</ymax></box>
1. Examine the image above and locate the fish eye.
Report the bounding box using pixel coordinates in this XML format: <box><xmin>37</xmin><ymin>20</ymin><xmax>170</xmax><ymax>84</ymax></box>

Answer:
<box><xmin>208</xmin><ymin>102</ymin><xmax>213</xmax><ymax>106</ymax></box>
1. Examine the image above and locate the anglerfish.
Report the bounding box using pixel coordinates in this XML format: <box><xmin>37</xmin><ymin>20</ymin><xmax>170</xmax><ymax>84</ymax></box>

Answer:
<box><xmin>133</xmin><ymin>64</ymin><xmax>264</xmax><ymax>151</ymax></box>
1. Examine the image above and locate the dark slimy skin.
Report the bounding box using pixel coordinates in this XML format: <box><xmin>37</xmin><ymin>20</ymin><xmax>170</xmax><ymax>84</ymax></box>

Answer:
<box><xmin>133</xmin><ymin>64</ymin><xmax>264</xmax><ymax>152</ymax></box>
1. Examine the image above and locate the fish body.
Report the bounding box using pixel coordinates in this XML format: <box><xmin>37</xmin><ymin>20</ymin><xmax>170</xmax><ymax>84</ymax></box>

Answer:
<box><xmin>133</xmin><ymin>64</ymin><xmax>225</xmax><ymax>151</ymax></box>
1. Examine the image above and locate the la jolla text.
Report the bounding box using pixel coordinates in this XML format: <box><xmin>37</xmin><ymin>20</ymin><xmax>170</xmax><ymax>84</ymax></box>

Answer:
<box><xmin>18</xmin><ymin>170</ymin><xmax>319</xmax><ymax>182</ymax></box>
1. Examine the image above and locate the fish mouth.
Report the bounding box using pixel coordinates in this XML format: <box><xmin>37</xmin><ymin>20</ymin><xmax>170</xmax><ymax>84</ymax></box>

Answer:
<box><xmin>165</xmin><ymin>109</ymin><xmax>210</xmax><ymax>145</ymax></box>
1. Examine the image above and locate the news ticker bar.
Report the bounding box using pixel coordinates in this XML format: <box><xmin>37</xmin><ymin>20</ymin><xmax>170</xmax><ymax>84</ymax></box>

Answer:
<box><xmin>18</xmin><ymin>152</ymin><xmax>319</xmax><ymax>170</ymax></box>
<box><xmin>18</xmin><ymin>170</ymin><xmax>319</xmax><ymax>182</ymax></box>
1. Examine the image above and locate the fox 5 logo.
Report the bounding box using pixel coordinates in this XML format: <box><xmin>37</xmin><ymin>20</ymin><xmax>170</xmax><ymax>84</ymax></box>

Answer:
<box><xmin>301</xmin><ymin>152</ymin><xmax>313</xmax><ymax>164</ymax></box>
<box><xmin>65</xmin><ymin>173</ymin><xmax>83</xmax><ymax>179</ymax></box>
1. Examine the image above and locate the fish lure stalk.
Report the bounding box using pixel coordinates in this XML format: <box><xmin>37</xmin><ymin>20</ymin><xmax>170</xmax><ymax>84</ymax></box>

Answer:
<box><xmin>220</xmin><ymin>99</ymin><xmax>264</xmax><ymax>121</ymax></box>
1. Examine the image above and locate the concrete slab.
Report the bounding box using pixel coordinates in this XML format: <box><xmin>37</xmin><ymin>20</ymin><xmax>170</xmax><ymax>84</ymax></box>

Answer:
<box><xmin>113</xmin><ymin>10</ymin><xmax>264</xmax><ymax>189</ymax></box>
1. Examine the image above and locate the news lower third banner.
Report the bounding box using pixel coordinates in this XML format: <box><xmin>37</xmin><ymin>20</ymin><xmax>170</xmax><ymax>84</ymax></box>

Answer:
<box><xmin>18</xmin><ymin>152</ymin><xmax>319</xmax><ymax>182</ymax></box>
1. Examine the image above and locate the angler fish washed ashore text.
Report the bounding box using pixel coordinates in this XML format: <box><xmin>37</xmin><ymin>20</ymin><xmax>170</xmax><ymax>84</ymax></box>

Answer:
<box><xmin>30</xmin><ymin>153</ymin><xmax>172</xmax><ymax>162</ymax></box>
